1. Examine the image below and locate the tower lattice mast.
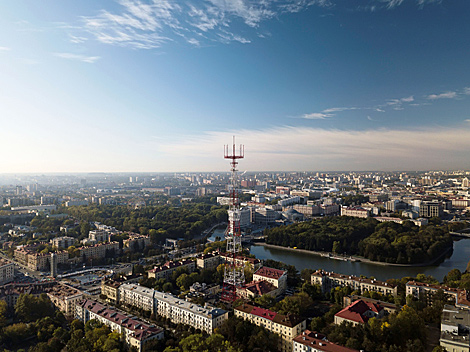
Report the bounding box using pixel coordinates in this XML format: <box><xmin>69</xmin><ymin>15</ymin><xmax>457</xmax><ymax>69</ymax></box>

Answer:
<box><xmin>221</xmin><ymin>137</ymin><xmax>245</xmax><ymax>302</ymax></box>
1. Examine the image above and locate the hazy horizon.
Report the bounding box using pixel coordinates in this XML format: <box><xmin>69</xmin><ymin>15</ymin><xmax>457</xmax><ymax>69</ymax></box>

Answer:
<box><xmin>1</xmin><ymin>0</ymin><xmax>469</xmax><ymax>173</ymax></box>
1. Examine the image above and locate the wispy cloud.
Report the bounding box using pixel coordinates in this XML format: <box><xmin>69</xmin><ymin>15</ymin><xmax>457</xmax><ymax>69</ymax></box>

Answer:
<box><xmin>301</xmin><ymin>87</ymin><xmax>470</xmax><ymax>122</ymax></box>
<box><xmin>54</xmin><ymin>53</ymin><xmax>101</xmax><ymax>63</ymax></box>
<box><xmin>382</xmin><ymin>0</ymin><xmax>404</xmax><ymax>9</ymax></box>
<box><xmin>427</xmin><ymin>91</ymin><xmax>458</xmax><ymax>100</ymax></box>
<box><xmin>322</xmin><ymin>107</ymin><xmax>358</xmax><ymax>113</ymax></box>
<box><xmin>301</xmin><ymin>113</ymin><xmax>332</xmax><ymax>120</ymax></box>
<box><xmin>0</xmin><ymin>46</ymin><xmax>11</xmax><ymax>51</ymax></box>
<box><xmin>70</xmin><ymin>0</ymin><xmax>439</xmax><ymax>51</ymax></box>
<box><xmin>69</xmin><ymin>35</ymin><xmax>88</xmax><ymax>44</ymax></box>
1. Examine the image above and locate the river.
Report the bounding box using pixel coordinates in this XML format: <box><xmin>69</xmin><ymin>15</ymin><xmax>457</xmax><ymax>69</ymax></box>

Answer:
<box><xmin>209</xmin><ymin>228</ymin><xmax>470</xmax><ymax>282</ymax></box>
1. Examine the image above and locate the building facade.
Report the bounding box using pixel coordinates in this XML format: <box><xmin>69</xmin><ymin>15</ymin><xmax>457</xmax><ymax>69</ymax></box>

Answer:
<box><xmin>312</xmin><ymin>270</ymin><xmax>397</xmax><ymax>296</ymax></box>
<box><xmin>234</xmin><ymin>303</ymin><xmax>306</xmax><ymax>352</ymax></box>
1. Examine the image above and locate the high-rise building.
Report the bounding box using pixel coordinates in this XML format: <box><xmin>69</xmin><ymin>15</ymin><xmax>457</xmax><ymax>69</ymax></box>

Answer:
<box><xmin>50</xmin><ymin>253</ymin><xmax>58</xmax><ymax>278</ymax></box>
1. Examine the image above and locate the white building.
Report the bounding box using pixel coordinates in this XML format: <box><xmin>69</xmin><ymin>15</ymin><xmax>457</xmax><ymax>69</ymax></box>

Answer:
<box><xmin>89</xmin><ymin>230</ymin><xmax>110</xmax><ymax>243</ymax></box>
<box><xmin>278</xmin><ymin>196</ymin><xmax>301</xmax><ymax>207</ymax></box>
<box><xmin>154</xmin><ymin>290</ymin><xmax>228</xmax><ymax>334</ymax></box>
<box><xmin>65</xmin><ymin>200</ymin><xmax>89</xmax><ymax>207</ymax></box>
<box><xmin>119</xmin><ymin>284</ymin><xmax>155</xmax><ymax>313</ymax></box>
<box><xmin>0</xmin><ymin>259</ymin><xmax>15</xmax><ymax>285</ymax></box>
<box><xmin>312</xmin><ymin>270</ymin><xmax>397</xmax><ymax>296</ymax></box>
<box><xmin>50</xmin><ymin>236</ymin><xmax>75</xmax><ymax>249</ymax></box>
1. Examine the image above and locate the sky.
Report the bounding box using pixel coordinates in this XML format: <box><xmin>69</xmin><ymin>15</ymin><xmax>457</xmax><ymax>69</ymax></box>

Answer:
<box><xmin>1</xmin><ymin>0</ymin><xmax>470</xmax><ymax>173</ymax></box>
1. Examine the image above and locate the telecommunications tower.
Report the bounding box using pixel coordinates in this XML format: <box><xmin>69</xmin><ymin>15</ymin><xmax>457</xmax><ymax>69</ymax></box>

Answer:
<box><xmin>221</xmin><ymin>137</ymin><xmax>245</xmax><ymax>302</ymax></box>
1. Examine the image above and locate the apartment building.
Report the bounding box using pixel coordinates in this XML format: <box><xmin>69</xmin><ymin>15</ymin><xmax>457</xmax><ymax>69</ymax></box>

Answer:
<box><xmin>293</xmin><ymin>330</ymin><xmax>359</xmax><ymax>352</ymax></box>
<box><xmin>234</xmin><ymin>303</ymin><xmax>306</xmax><ymax>352</ymax></box>
<box><xmin>101</xmin><ymin>274</ymin><xmax>143</xmax><ymax>304</ymax></box>
<box><xmin>123</xmin><ymin>233</ymin><xmax>150</xmax><ymax>251</ymax></box>
<box><xmin>45</xmin><ymin>283</ymin><xmax>84</xmax><ymax>318</ymax></box>
<box><xmin>293</xmin><ymin>204</ymin><xmax>321</xmax><ymax>217</ymax></box>
<box><xmin>340</xmin><ymin>207</ymin><xmax>370</xmax><ymax>218</ymax></box>
<box><xmin>0</xmin><ymin>282</ymin><xmax>56</xmax><ymax>308</ymax></box>
<box><xmin>147</xmin><ymin>259</ymin><xmax>195</xmax><ymax>280</ymax></box>
<box><xmin>419</xmin><ymin>201</ymin><xmax>444</xmax><ymax>218</ymax></box>
<box><xmin>119</xmin><ymin>284</ymin><xmax>155</xmax><ymax>313</ymax></box>
<box><xmin>253</xmin><ymin>266</ymin><xmax>287</xmax><ymax>296</ymax></box>
<box><xmin>78</xmin><ymin>242</ymin><xmax>120</xmax><ymax>260</ymax></box>
<box><xmin>50</xmin><ymin>236</ymin><xmax>75</xmax><ymax>249</ymax></box>
<box><xmin>440</xmin><ymin>305</ymin><xmax>470</xmax><ymax>352</ymax></box>
<box><xmin>195</xmin><ymin>252</ymin><xmax>221</xmax><ymax>270</ymax></box>
<box><xmin>311</xmin><ymin>270</ymin><xmax>397</xmax><ymax>296</ymax></box>
<box><xmin>76</xmin><ymin>299</ymin><xmax>164</xmax><ymax>352</ymax></box>
<box><xmin>0</xmin><ymin>259</ymin><xmax>15</xmax><ymax>285</ymax></box>
<box><xmin>154</xmin><ymin>290</ymin><xmax>228</xmax><ymax>334</ymax></box>
<box><xmin>89</xmin><ymin>230</ymin><xmax>110</xmax><ymax>243</ymax></box>
<box><xmin>406</xmin><ymin>281</ymin><xmax>460</xmax><ymax>306</ymax></box>
<box><xmin>219</xmin><ymin>253</ymin><xmax>262</xmax><ymax>270</ymax></box>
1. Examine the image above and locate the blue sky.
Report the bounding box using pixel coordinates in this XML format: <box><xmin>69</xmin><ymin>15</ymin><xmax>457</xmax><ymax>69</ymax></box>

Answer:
<box><xmin>1</xmin><ymin>0</ymin><xmax>470</xmax><ymax>172</ymax></box>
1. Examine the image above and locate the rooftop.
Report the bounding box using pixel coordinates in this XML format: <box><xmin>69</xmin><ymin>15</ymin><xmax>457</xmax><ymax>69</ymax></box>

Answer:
<box><xmin>335</xmin><ymin>300</ymin><xmax>383</xmax><ymax>324</ymax></box>
<box><xmin>254</xmin><ymin>266</ymin><xmax>286</xmax><ymax>280</ymax></box>
<box><xmin>313</xmin><ymin>270</ymin><xmax>395</xmax><ymax>288</ymax></box>
<box><xmin>78</xmin><ymin>299</ymin><xmax>163</xmax><ymax>341</ymax></box>
<box><xmin>293</xmin><ymin>330</ymin><xmax>359</xmax><ymax>352</ymax></box>
<box><xmin>235</xmin><ymin>303</ymin><xmax>304</xmax><ymax>328</ymax></box>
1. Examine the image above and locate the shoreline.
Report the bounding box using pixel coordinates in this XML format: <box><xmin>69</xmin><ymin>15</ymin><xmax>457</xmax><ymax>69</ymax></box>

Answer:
<box><xmin>254</xmin><ymin>242</ymin><xmax>453</xmax><ymax>268</ymax></box>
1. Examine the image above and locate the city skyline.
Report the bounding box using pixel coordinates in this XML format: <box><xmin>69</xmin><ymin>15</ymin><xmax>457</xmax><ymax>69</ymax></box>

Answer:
<box><xmin>1</xmin><ymin>0</ymin><xmax>470</xmax><ymax>172</ymax></box>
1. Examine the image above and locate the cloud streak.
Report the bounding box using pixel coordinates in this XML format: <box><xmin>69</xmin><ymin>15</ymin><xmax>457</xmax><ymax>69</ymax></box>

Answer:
<box><xmin>301</xmin><ymin>112</ymin><xmax>332</xmax><ymax>120</ymax></box>
<box><xmin>427</xmin><ymin>91</ymin><xmax>458</xmax><ymax>100</ymax></box>
<box><xmin>155</xmin><ymin>125</ymin><xmax>470</xmax><ymax>171</ymax></box>
<box><xmin>54</xmin><ymin>53</ymin><xmax>101</xmax><ymax>63</ymax></box>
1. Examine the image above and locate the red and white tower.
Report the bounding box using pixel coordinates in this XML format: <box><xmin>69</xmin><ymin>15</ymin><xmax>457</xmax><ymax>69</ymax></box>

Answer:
<box><xmin>221</xmin><ymin>137</ymin><xmax>245</xmax><ymax>302</ymax></box>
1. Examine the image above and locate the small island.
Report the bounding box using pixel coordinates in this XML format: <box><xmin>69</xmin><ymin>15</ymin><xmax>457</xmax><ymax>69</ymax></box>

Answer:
<box><xmin>264</xmin><ymin>216</ymin><xmax>454</xmax><ymax>265</ymax></box>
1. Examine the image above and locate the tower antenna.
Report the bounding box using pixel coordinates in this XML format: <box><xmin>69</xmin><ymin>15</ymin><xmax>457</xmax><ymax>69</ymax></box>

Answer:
<box><xmin>221</xmin><ymin>136</ymin><xmax>245</xmax><ymax>302</ymax></box>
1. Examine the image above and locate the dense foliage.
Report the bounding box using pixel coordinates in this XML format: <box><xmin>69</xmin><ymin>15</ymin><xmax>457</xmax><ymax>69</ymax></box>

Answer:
<box><xmin>265</xmin><ymin>217</ymin><xmax>453</xmax><ymax>264</ymax></box>
<box><xmin>64</xmin><ymin>203</ymin><xmax>227</xmax><ymax>241</ymax></box>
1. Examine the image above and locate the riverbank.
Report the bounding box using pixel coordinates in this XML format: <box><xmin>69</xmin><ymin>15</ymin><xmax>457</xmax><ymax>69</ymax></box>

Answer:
<box><xmin>254</xmin><ymin>242</ymin><xmax>453</xmax><ymax>268</ymax></box>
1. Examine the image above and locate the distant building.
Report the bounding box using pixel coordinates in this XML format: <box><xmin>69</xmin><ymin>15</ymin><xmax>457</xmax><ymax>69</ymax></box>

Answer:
<box><xmin>65</xmin><ymin>200</ymin><xmax>89</xmax><ymax>207</ymax></box>
<box><xmin>88</xmin><ymin>230</ymin><xmax>110</xmax><ymax>243</ymax></box>
<box><xmin>0</xmin><ymin>259</ymin><xmax>15</xmax><ymax>285</ymax></box>
<box><xmin>196</xmin><ymin>252</ymin><xmax>221</xmax><ymax>270</ymax></box>
<box><xmin>50</xmin><ymin>236</ymin><xmax>75</xmax><ymax>249</ymax></box>
<box><xmin>340</xmin><ymin>207</ymin><xmax>370</xmax><ymax>218</ymax></box>
<box><xmin>147</xmin><ymin>259</ymin><xmax>195</xmax><ymax>280</ymax></box>
<box><xmin>419</xmin><ymin>201</ymin><xmax>443</xmax><ymax>218</ymax></box>
<box><xmin>311</xmin><ymin>270</ymin><xmax>397</xmax><ymax>296</ymax></box>
<box><xmin>50</xmin><ymin>253</ymin><xmax>58</xmax><ymax>278</ymax></box>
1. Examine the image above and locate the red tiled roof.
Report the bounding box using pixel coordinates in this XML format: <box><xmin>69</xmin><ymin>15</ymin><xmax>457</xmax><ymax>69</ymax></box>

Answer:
<box><xmin>293</xmin><ymin>330</ymin><xmax>359</xmax><ymax>352</ymax></box>
<box><xmin>244</xmin><ymin>280</ymin><xmax>276</xmax><ymax>296</ymax></box>
<box><xmin>78</xmin><ymin>299</ymin><xmax>163</xmax><ymax>341</ymax></box>
<box><xmin>334</xmin><ymin>300</ymin><xmax>383</xmax><ymax>324</ymax></box>
<box><xmin>251</xmin><ymin>306</ymin><xmax>278</xmax><ymax>321</ymax></box>
<box><xmin>254</xmin><ymin>266</ymin><xmax>286</xmax><ymax>280</ymax></box>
